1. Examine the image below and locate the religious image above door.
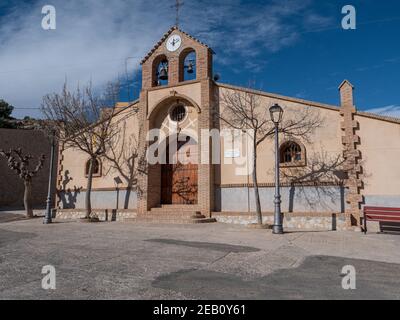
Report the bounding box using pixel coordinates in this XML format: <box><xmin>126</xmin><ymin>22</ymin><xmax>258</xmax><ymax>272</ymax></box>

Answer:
<box><xmin>161</xmin><ymin>136</ymin><xmax>198</xmax><ymax>205</ymax></box>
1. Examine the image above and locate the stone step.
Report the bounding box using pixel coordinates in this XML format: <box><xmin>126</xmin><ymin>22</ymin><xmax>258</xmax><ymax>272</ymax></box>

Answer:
<box><xmin>147</xmin><ymin>211</ymin><xmax>205</xmax><ymax>218</ymax></box>
<box><xmin>141</xmin><ymin>212</ymin><xmax>206</xmax><ymax>219</ymax></box>
<box><xmin>127</xmin><ymin>209</ymin><xmax>216</xmax><ymax>224</ymax></box>
<box><xmin>150</xmin><ymin>206</ymin><xmax>200</xmax><ymax>212</ymax></box>
<box><xmin>131</xmin><ymin>217</ymin><xmax>217</xmax><ymax>224</ymax></box>
<box><xmin>149</xmin><ymin>210</ymin><xmax>202</xmax><ymax>215</ymax></box>
<box><xmin>160</xmin><ymin>204</ymin><xmax>200</xmax><ymax>209</ymax></box>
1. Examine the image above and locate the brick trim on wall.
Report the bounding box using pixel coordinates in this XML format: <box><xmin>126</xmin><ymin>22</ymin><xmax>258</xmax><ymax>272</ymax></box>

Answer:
<box><xmin>218</xmin><ymin>182</ymin><xmax>343</xmax><ymax>188</ymax></box>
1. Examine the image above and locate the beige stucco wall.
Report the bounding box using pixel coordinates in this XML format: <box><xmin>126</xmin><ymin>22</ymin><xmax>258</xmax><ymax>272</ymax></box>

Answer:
<box><xmin>217</xmin><ymin>86</ymin><xmax>344</xmax><ymax>185</ymax></box>
<box><xmin>59</xmin><ymin>105</ymin><xmax>140</xmax><ymax>191</ymax></box>
<box><xmin>356</xmin><ymin>115</ymin><xmax>400</xmax><ymax>196</ymax></box>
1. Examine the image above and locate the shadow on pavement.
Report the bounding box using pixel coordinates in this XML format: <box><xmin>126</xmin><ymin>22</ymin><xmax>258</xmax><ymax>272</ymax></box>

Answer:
<box><xmin>146</xmin><ymin>238</ymin><xmax>260</xmax><ymax>253</ymax></box>
<box><xmin>0</xmin><ymin>213</ymin><xmax>28</xmax><ymax>224</ymax></box>
<box><xmin>152</xmin><ymin>255</ymin><xmax>400</xmax><ymax>300</ymax></box>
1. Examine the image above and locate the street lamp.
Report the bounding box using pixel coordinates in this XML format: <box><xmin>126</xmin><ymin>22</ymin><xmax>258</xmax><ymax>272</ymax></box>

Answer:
<box><xmin>269</xmin><ymin>104</ymin><xmax>284</xmax><ymax>234</ymax></box>
<box><xmin>43</xmin><ymin>130</ymin><xmax>56</xmax><ymax>224</ymax></box>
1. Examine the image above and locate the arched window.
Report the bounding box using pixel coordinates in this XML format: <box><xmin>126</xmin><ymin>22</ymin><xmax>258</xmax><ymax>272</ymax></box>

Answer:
<box><xmin>85</xmin><ymin>158</ymin><xmax>102</xmax><ymax>177</ymax></box>
<box><xmin>179</xmin><ymin>48</ymin><xmax>196</xmax><ymax>82</ymax></box>
<box><xmin>152</xmin><ymin>55</ymin><xmax>169</xmax><ymax>87</ymax></box>
<box><xmin>280</xmin><ymin>141</ymin><xmax>306</xmax><ymax>167</ymax></box>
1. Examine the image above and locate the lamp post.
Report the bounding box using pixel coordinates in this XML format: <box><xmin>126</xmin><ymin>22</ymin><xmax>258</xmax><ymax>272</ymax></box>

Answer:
<box><xmin>269</xmin><ymin>104</ymin><xmax>284</xmax><ymax>234</ymax></box>
<box><xmin>242</xmin><ymin>129</ymin><xmax>250</xmax><ymax>213</ymax></box>
<box><xmin>114</xmin><ymin>176</ymin><xmax>123</xmax><ymax>210</ymax></box>
<box><xmin>43</xmin><ymin>130</ymin><xmax>56</xmax><ymax>224</ymax></box>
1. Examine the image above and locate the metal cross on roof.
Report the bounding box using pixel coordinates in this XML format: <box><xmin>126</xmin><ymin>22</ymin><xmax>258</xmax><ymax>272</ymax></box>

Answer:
<box><xmin>172</xmin><ymin>0</ymin><xmax>184</xmax><ymax>27</ymax></box>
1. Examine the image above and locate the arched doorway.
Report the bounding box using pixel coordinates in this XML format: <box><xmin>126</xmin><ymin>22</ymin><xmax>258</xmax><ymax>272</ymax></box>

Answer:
<box><xmin>161</xmin><ymin>135</ymin><xmax>198</xmax><ymax>205</ymax></box>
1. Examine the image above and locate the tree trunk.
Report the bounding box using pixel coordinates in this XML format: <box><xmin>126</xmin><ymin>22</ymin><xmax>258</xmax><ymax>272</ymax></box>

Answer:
<box><xmin>252</xmin><ymin>141</ymin><xmax>263</xmax><ymax>225</ymax></box>
<box><xmin>124</xmin><ymin>165</ymin><xmax>135</xmax><ymax>209</ymax></box>
<box><xmin>124</xmin><ymin>182</ymin><xmax>132</xmax><ymax>209</ymax></box>
<box><xmin>85</xmin><ymin>157</ymin><xmax>95</xmax><ymax>219</ymax></box>
<box><xmin>24</xmin><ymin>180</ymin><xmax>34</xmax><ymax>218</ymax></box>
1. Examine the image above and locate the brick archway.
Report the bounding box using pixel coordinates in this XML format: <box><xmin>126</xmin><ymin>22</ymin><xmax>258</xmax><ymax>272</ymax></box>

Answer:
<box><xmin>147</xmin><ymin>92</ymin><xmax>201</xmax><ymax>121</ymax></box>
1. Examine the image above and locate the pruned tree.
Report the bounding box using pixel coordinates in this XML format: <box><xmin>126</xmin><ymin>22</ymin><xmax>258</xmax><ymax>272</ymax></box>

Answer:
<box><xmin>41</xmin><ymin>82</ymin><xmax>121</xmax><ymax>220</ymax></box>
<box><xmin>0</xmin><ymin>148</ymin><xmax>45</xmax><ymax>217</ymax></box>
<box><xmin>219</xmin><ymin>87</ymin><xmax>322</xmax><ymax>225</ymax></box>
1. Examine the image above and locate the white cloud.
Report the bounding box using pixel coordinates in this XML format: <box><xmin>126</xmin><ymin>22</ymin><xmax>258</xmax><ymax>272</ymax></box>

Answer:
<box><xmin>0</xmin><ymin>0</ymin><xmax>172</xmax><ymax>118</ymax></box>
<box><xmin>0</xmin><ymin>0</ymin><xmax>332</xmax><ymax>118</ymax></box>
<box><xmin>366</xmin><ymin>105</ymin><xmax>400</xmax><ymax>118</ymax></box>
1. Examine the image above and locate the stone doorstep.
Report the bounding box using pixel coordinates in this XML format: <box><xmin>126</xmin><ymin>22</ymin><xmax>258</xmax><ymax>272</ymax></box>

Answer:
<box><xmin>133</xmin><ymin>219</ymin><xmax>217</xmax><ymax>224</ymax></box>
<box><xmin>130</xmin><ymin>217</ymin><xmax>217</xmax><ymax>224</ymax></box>
<box><xmin>160</xmin><ymin>204</ymin><xmax>200</xmax><ymax>209</ymax></box>
<box><xmin>149</xmin><ymin>210</ymin><xmax>203</xmax><ymax>216</ymax></box>
<box><xmin>131</xmin><ymin>210</ymin><xmax>216</xmax><ymax>224</ymax></box>
<box><xmin>143</xmin><ymin>215</ymin><xmax>208</xmax><ymax>220</ymax></box>
<box><xmin>147</xmin><ymin>212</ymin><xmax>205</xmax><ymax>218</ymax></box>
<box><xmin>151</xmin><ymin>206</ymin><xmax>201</xmax><ymax>212</ymax></box>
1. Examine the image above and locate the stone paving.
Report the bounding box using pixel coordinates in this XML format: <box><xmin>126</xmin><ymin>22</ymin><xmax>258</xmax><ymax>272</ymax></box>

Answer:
<box><xmin>0</xmin><ymin>213</ymin><xmax>400</xmax><ymax>300</ymax></box>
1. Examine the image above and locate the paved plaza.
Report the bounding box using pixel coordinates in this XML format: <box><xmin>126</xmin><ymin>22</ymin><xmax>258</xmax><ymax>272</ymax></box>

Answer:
<box><xmin>0</xmin><ymin>211</ymin><xmax>400</xmax><ymax>300</ymax></box>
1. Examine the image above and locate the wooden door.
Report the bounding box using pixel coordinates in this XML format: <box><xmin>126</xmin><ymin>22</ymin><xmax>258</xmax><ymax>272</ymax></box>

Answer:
<box><xmin>161</xmin><ymin>138</ymin><xmax>198</xmax><ymax>205</ymax></box>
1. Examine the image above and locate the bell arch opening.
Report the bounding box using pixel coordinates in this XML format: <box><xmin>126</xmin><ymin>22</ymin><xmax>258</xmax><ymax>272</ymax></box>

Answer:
<box><xmin>152</xmin><ymin>54</ymin><xmax>169</xmax><ymax>87</ymax></box>
<box><xmin>179</xmin><ymin>48</ymin><xmax>196</xmax><ymax>82</ymax></box>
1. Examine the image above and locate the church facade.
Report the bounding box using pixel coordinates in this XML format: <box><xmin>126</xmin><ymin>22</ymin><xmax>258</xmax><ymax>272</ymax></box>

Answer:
<box><xmin>56</xmin><ymin>27</ymin><xmax>400</xmax><ymax>230</ymax></box>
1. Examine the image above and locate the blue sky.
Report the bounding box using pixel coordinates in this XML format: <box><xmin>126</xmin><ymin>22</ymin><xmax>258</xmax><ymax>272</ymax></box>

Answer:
<box><xmin>0</xmin><ymin>0</ymin><xmax>399</xmax><ymax>118</ymax></box>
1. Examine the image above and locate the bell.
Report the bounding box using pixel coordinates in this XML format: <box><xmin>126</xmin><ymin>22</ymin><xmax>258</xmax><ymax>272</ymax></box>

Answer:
<box><xmin>186</xmin><ymin>62</ymin><xmax>194</xmax><ymax>74</ymax></box>
<box><xmin>158</xmin><ymin>66</ymin><xmax>168</xmax><ymax>81</ymax></box>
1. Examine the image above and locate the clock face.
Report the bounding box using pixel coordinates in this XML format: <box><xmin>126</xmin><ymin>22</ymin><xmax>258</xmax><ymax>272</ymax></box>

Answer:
<box><xmin>166</xmin><ymin>34</ymin><xmax>182</xmax><ymax>52</ymax></box>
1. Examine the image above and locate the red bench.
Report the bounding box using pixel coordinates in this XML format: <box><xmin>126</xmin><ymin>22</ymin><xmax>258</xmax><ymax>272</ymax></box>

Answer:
<box><xmin>363</xmin><ymin>206</ymin><xmax>400</xmax><ymax>234</ymax></box>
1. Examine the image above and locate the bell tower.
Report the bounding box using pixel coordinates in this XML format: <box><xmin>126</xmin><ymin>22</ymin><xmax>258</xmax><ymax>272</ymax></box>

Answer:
<box><xmin>140</xmin><ymin>27</ymin><xmax>214</xmax><ymax>88</ymax></box>
<box><xmin>137</xmin><ymin>27</ymin><xmax>216</xmax><ymax>218</ymax></box>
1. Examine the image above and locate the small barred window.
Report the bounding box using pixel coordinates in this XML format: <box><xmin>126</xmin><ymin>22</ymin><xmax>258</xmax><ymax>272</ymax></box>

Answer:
<box><xmin>170</xmin><ymin>104</ymin><xmax>186</xmax><ymax>122</ymax></box>
<box><xmin>280</xmin><ymin>142</ymin><xmax>303</xmax><ymax>164</ymax></box>
<box><xmin>85</xmin><ymin>158</ymin><xmax>101</xmax><ymax>177</ymax></box>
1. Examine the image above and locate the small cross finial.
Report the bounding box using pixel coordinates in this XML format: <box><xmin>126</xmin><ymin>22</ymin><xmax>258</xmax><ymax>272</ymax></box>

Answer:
<box><xmin>172</xmin><ymin>0</ymin><xmax>184</xmax><ymax>27</ymax></box>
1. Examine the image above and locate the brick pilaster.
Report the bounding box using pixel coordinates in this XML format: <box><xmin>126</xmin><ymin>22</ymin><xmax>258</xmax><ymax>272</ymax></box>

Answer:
<box><xmin>55</xmin><ymin>141</ymin><xmax>65</xmax><ymax>208</ymax></box>
<box><xmin>137</xmin><ymin>90</ymin><xmax>150</xmax><ymax>215</ymax></box>
<box><xmin>198</xmin><ymin>79</ymin><xmax>215</xmax><ymax>217</ymax></box>
<box><xmin>339</xmin><ymin>80</ymin><xmax>363</xmax><ymax>227</ymax></box>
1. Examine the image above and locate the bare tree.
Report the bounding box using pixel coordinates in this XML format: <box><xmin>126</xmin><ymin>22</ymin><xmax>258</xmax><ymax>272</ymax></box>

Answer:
<box><xmin>219</xmin><ymin>88</ymin><xmax>322</xmax><ymax>225</ymax></box>
<box><xmin>280</xmin><ymin>149</ymin><xmax>347</xmax><ymax>211</ymax></box>
<box><xmin>0</xmin><ymin>148</ymin><xmax>45</xmax><ymax>217</ymax></box>
<box><xmin>41</xmin><ymin>82</ymin><xmax>120</xmax><ymax>220</ymax></box>
<box><xmin>103</xmin><ymin>111</ymin><xmax>146</xmax><ymax>209</ymax></box>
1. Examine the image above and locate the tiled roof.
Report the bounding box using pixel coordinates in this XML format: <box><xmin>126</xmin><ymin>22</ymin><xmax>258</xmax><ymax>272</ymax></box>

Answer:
<box><xmin>217</xmin><ymin>83</ymin><xmax>341</xmax><ymax>112</ymax></box>
<box><xmin>356</xmin><ymin>111</ymin><xmax>400</xmax><ymax>124</ymax></box>
<box><xmin>140</xmin><ymin>26</ymin><xmax>214</xmax><ymax>65</ymax></box>
<box><xmin>218</xmin><ymin>82</ymin><xmax>400</xmax><ymax>125</ymax></box>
